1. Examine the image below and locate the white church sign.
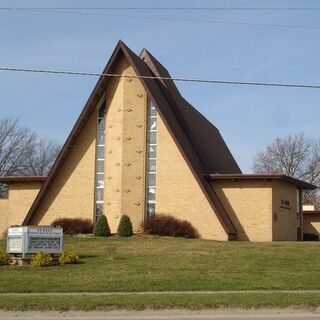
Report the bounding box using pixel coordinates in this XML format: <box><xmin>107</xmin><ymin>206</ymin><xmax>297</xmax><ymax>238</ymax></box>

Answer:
<box><xmin>7</xmin><ymin>226</ymin><xmax>63</xmax><ymax>258</ymax></box>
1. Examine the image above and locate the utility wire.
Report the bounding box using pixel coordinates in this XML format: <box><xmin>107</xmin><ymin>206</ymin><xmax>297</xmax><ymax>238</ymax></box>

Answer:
<box><xmin>6</xmin><ymin>9</ymin><xmax>320</xmax><ymax>30</ymax></box>
<box><xmin>1</xmin><ymin>67</ymin><xmax>320</xmax><ymax>90</ymax></box>
<box><xmin>2</xmin><ymin>7</ymin><xmax>320</xmax><ymax>11</ymax></box>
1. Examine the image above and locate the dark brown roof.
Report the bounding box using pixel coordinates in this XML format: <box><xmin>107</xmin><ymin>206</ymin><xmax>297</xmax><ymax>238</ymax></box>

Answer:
<box><xmin>205</xmin><ymin>174</ymin><xmax>317</xmax><ymax>190</ymax></box>
<box><xmin>304</xmin><ymin>211</ymin><xmax>320</xmax><ymax>215</ymax></box>
<box><xmin>23</xmin><ymin>40</ymin><xmax>241</xmax><ymax>234</ymax></box>
<box><xmin>0</xmin><ymin>176</ymin><xmax>46</xmax><ymax>183</ymax></box>
<box><xmin>140</xmin><ymin>49</ymin><xmax>241</xmax><ymax>174</ymax></box>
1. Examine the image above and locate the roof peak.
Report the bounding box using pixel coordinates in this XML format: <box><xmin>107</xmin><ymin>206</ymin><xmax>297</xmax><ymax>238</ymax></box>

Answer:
<box><xmin>22</xmin><ymin>40</ymin><xmax>239</xmax><ymax>235</ymax></box>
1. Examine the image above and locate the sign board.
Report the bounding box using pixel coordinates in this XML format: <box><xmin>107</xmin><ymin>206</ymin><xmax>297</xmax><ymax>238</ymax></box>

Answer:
<box><xmin>8</xmin><ymin>237</ymin><xmax>23</xmax><ymax>253</ymax></box>
<box><xmin>7</xmin><ymin>226</ymin><xmax>63</xmax><ymax>258</ymax></box>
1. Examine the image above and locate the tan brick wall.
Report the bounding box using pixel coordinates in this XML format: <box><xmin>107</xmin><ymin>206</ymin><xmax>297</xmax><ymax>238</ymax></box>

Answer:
<box><xmin>304</xmin><ymin>214</ymin><xmax>320</xmax><ymax>236</ymax></box>
<box><xmin>30</xmin><ymin>111</ymin><xmax>97</xmax><ymax>225</ymax></box>
<box><xmin>121</xmin><ymin>63</ymin><xmax>147</xmax><ymax>232</ymax></box>
<box><xmin>0</xmin><ymin>182</ymin><xmax>42</xmax><ymax>236</ymax></box>
<box><xmin>104</xmin><ymin>62</ymin><xmax>125</xmax><ymax>231</ymax></box>
<box><xmin>212</xmin><ymin>180</ymin><xmax>273</xmax><ymax>241</ymax></box>
<box><xmin>156</xmin><ymin>115</ymin><xmax>228</xmax><ymax>241</ymax></box>
<box><xmin>272</xmin><ymin>180</ymin><xmax>298</xmax><ymax>241</ymax></box>
<box><xmin>104</xmin><ymin>58</ymin><xmax>147</xmax><ymax>233</ymax></box>
<box><xmin>8</xmin><ymin>182</ymin><xmax>43</xmax><ymax>225</ymax></box>
<box><xmin>0</xmin><ymin>199</ymin><xmax>9</xmax><ymax>237</ymax></box>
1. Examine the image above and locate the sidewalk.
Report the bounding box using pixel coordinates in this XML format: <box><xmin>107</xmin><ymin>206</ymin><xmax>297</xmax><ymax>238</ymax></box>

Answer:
<box><xmin>2</xmin><ymin>290</ymin><xmax>320</xmax><ymax>296</ymax></box>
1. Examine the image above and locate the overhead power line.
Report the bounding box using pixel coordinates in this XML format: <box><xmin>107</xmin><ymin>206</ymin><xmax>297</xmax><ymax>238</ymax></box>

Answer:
<box><xmin>2</xmin><ymin>7</ymin><xmax>320</xmax><ymax>11</ymax></box>
<box><xmin>1</xmin><ymin>67</ymin><xmax>320</xmax><ymax>90</ymax></box>
<box><xmin>4</xmin><ymin>9</ymin><xmax>320</xmax><ymax>30</ymax></box>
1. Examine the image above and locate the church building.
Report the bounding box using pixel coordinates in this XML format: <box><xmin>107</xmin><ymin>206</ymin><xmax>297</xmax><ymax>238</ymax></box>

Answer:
<box><xmin>0</xmin><ymin>41</ymin><xmax>316</xmax><ymax>241</ymax></box>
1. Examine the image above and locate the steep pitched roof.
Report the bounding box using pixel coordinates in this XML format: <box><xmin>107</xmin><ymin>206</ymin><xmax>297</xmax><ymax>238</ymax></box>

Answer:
<box><xmin>22</xmin><ymin>40</ymin><xmax>238</xmax><ymax>235</ymax></box>
<box><xmin>140</xmin><ymin>49</ymin><xmax>241</xmax><ymax>174</ymax></box>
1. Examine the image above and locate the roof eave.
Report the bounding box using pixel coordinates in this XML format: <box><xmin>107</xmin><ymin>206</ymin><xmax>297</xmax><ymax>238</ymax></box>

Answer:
<box><xmin>204</xmin><ymin>174</ymin><xmax>317</xmax><ymax>190</ymax></box>
<box><xmin>0</xmin><ymin>176</ymin><xmax>46</xmax><ymax>183</ymax></box>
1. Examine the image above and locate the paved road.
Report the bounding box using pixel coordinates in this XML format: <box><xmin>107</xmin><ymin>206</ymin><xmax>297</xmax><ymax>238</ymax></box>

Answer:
<box><xmin>1</xmin><ymin>310</ymin><xmax>320</xmax><ymax>320</ymax></box>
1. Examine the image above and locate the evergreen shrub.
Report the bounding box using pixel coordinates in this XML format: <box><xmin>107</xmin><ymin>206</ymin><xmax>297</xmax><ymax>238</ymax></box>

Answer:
<box><xmin>94</xmin><ymin>215</ymin><xmax>111</xmax><ymax>237</ymax></box>
<box><xmin>117</xmin><ymin>215</ymin><xmax>133</xmax><ymax>237</ymax></box>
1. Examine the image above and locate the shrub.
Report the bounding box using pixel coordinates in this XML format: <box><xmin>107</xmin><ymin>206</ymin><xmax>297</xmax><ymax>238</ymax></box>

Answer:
<box><xmin>1</xmin><ymin>228</ymin><xmax>8</xmax><ymax>239</ymax></box>
<box><xmin>117</xmin><ymin>215</ymin><xmax>133</xmax><ymax>237</ymax></box>
<box><xmin>303</xmin><ymin>233</ymin><xmax>319</xmax><ymax>241</ymax></box>
<box><xmin>106</xmin><ymin>245</ymin><xmax>118</xmax><ymax>260</ymax></box>
<box><xmin>59</xmin><ymin>249</ymin><xmax>79</xmax><ymax>265</ymax></box>
<box><xmin>51</xmin><ymin>217</ymin><xmax>93</xmax><ymax>235</ymax></box>
<box><xmin>94</xmin><ymin>215</ymin><xmax>111</xmax><ymax>237</ymax></box>
<box><xmin>31</xmin><ymin>251</ymin><xmax>53</xmax><ymax>267</ymax></box>
<box><xmin>0</xmin><ymin>250</ymin><xmax>12</xmax><ymax>266</ymax></box>
<box><xmin>144</xmin><ymin>214</ymin><xmax>199</xmax><ymax>239</ymax></box>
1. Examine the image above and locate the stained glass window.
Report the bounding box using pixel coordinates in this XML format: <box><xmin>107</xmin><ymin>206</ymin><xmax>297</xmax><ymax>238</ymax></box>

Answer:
<box><xmin>95</xmin><ymin>100</ymin><xmax>106</xmax><ymax>220</ymax></box>
<box><xmin>146</xmin><ymin>100</ymin><xmax>157</xmax><ymax>218</ymax></box>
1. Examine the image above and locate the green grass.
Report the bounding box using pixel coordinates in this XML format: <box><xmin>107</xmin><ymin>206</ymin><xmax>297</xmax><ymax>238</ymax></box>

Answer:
<box><xmin>1</xmin><ymin>293</ymin><xmax>320</xmax><ymax>311</ymax></box>
<box><xmin>1</xmin><ymin>235</ymin><xmax>320</xmax><ymax>293</ymax></box>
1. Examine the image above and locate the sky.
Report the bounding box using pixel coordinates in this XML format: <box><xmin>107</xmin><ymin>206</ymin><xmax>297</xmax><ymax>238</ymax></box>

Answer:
<box><xmin>0</xmin><ymin>0</ymin><xmax>319</xmax><ymax>173</ymax></box>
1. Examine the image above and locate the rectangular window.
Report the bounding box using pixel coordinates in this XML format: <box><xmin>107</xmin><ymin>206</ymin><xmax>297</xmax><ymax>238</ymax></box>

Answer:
<box><xmin>98</xmin><ymin>117</ymin><xmax>105</xmax><ymax>131</ymax></box>
<box><xmin>147</xmin><ymin>187</ymin><xmax>156</xmax><ymax>201</ymax></box>
<box><xmin>94</xmin><ymin>99</ymin><xmax>106</xmax><ymax>221</ymax></box>
<box><xmin>146</xmin><ymin>100</ymin><xmax>158</xmax><ymax>218</ymax></box>
<box><xmin>97</xmin><ymin>148</ymin><xmax>104</xmax><ymax>160</ymax></box>
<box><xmin>148</xmin><ymin>131</ymin><xmax>157</xmax><ymax>144</ymax></box>
<box><xmin>149</xmin><ymin>118</ymin><xmax>157</xmax><ymax>131</ymax></box>
<box><xmin>148</xmin><ymin>145</ymin><xmax>157</xmax><ymax>159</ymax></box>
<box><xmin>97</xmin><ymin>133</ymin><xmax>105</xmax><ymax>145</ymax></box>
<box><xmin>149</xmin><ymin>106</ymin><xmax>157</xmax><ymax>117</ymax></box>
<box><xmin>147</xmin><ymin>203</ymin><xmax>155</xmax><ymax>216</ymax></box>
<box><xmin>97</xmin><ymin>160</ymin><xmax>104</xmax><ymax>173</ymax></box>
<box><xmin>148</xmin><ymin>173</ymin><xmax>156</xmax><ymax>186</ymax></box>
<box><xmin>148</xmin><ymin>159</ymin><xmax>156</xmax><ymax>172</ymax></box>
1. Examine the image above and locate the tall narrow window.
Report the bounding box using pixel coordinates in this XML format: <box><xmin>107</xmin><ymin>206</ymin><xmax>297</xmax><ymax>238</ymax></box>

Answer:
<box><xmin>95</xmin><ymin>100</ymin><xmax>106</xmax><ymax>221</ymax></box>
<box><xmin>146</xmin><ymin>101</ymin><xmax>157</xmax><ymax>218</ymax></box>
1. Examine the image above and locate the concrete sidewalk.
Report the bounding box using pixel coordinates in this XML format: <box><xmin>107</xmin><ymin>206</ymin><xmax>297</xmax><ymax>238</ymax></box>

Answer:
<box><xmin>1</xmin><ymin>309</ymin><xmax>320</xmax><ymax>320</ymax></box>
<box><xmin>1</xmin><ymin>290</ymin><xmax>320</xmax><ymax>296</ymax></box>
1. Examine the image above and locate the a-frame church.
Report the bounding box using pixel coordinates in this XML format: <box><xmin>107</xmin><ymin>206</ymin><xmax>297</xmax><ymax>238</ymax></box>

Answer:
<box><xmin>0</xmin><ymin>41</ymin><xmax>316</xmax><ymax>241</ymax></box>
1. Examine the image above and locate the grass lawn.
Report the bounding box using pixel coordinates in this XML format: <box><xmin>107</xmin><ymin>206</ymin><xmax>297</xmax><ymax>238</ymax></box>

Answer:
<box><xmin>1</xmin><ymin>235</ymin><xmax>320</xmax><ymax>310</ymax></box>
<box><xmin>2</xmin><ymin>293</ymin><xmax>320</xmax><ymax>311</ymax></box>
<box><xmin>1</xmin><ymin>235</ymin><xmax>320</xmax><ymax>293</ymax></box>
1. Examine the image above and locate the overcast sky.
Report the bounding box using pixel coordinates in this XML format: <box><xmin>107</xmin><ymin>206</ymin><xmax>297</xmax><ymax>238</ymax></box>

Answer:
<box><xmin>0</xmin><ymin>0</ymin><xmax>319</xmax><ymax>172</ymax></box>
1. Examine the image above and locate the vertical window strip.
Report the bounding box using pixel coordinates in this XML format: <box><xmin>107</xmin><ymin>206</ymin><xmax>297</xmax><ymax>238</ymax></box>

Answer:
<box><xmin>146</xmin><ymin>101</ymin><xmax>157</xmax><ymax>218</ymax></box>
<box><xmin>95</xmin><ymin>100</ymin><xmax>106</xmax><ymax>221</ymax></box>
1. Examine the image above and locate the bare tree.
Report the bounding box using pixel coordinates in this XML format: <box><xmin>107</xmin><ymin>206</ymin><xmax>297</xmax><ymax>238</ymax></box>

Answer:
<box><xmin>0</xmin><ymin>117</ymin><xmax>36</xmax><ymax>177</ymax></box>
<box><xmin>20</xmin><ymin>138</ymin><xmax>60</xmax><ymax>176</ymax></box>
<box><xmin>252</xmin><ymin>132</ymin><xmax>320</xmax><ymax>209</ymax></box>
<box><xmin>0</xmin><ymin>116</ymin><xmax>61</xmax><ymax>197</ymax></box>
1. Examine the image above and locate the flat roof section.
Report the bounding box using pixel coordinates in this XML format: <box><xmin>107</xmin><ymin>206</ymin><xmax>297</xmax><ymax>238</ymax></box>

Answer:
<box><xmin>204</xmin><ymin>174</ymin><xmax>317</xmax><ymax>190</ymax></box>
<box><xmin>303</xmin><ymin>211</ymin><xmax>320</xmax><ymax>215</ymax></box>
<box><xmin>0</xmin><ymin>176</ymin><xmax>47</xmax><ymax>183</ymax></box>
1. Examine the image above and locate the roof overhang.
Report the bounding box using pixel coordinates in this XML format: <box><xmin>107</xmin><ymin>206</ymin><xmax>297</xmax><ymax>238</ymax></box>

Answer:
<box><xmin>0</xmin><ymin>176</ymin><xmax>46</xmax><ymax>183</ymax></box>
<box><xmin>303</xmin><ymin>210</ymin><xmax>320</xmax><ymax>215</ymax></box>
<box><xmin>204</xmin><ymin>174</ymin><xmax>317</xmax><ymax>190</ymax></box>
